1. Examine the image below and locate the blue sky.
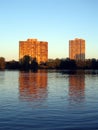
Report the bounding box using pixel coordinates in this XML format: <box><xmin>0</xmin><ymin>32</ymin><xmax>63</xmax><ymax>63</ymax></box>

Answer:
<box><xmin>0</xmin><ymin>0</ymin><xmax>98</xmax><ymax>61</ymax></box>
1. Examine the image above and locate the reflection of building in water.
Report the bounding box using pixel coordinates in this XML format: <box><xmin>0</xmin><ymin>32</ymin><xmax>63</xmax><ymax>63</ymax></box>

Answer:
<box><xmin>69</xmin><ymin>75</ymin><xmax>85</xmax><ymax>103</ymax></box>
<box><xmin>19</xmin><ymin>70</ymin><xmax>47</xmax><ymax>102</ymax></box>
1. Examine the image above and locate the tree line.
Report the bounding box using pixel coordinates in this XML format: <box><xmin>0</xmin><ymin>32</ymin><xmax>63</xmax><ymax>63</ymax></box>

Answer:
<box><xmin>1</xmin><ymin>56</ymin><xmax>98</xmax><ymax>70</ymax></box>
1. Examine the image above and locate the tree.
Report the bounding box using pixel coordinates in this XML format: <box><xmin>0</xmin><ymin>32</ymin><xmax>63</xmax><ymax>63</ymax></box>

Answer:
<box><xmin>20</xmin><ymin>55</ymin><xmax>31</xmax><ymax>70</ymax></box>
<box><xmin>6</xmin><ymin>60</ymin><xmax>20</xmax><ymax>70</ymax></box>
<box><xmin>30</xmin><ymin>58</ymin><xmax>38</xmax><ymax>71</ymax></box>
<box><xmin>0</xmin><ymin>57</ymin><xmax>5</xmax><ymax>70</ymax></box>
<box><xmin>91</xmin><ymin>58</ymin><xmax>98</xmax><ymax>69</ymax></box>
<box><xmin>60</xmin><ymin>59</ymin><xmax>76</xmax><ymax>69</ymax></box>
<box><xmin>19</xmin><ymin>55</ymin><xmax>38</xmax><ymax>71</ymax></box>
<box><xmin>54</xmin><ymin>58</ymin><xmax>61</xmax><ymax>69</ymax></box>
<box><xmin>76</xmin><ymin>60</ymin><xmax>85</xmax><ymax>69</ymax></box>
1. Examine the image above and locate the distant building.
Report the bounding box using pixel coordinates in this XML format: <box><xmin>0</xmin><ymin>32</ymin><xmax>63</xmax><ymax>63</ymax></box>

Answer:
<box><xmin>19</xmin><ymin>39</ymin><xmax>48</xmax><ymax>64</ymax></box>
<box><xmin>69</xmin><ymin>38</ymin><xmax>85</xmax><ymax>60</ymax></box>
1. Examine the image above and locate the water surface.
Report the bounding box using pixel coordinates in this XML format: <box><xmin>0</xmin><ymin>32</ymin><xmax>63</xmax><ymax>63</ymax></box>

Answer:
<box><xmin>0</xmin><ymin>70</ymin><xmax>98</xmax><ymax>130</ymax></box>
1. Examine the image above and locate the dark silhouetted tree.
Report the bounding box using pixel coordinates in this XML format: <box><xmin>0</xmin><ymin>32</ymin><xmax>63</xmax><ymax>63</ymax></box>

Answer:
<box><xmin>91</xmin><ymin>59</ymin><xmax>98</xmax><ymax>69</ymax></box>
<box><xmin>20</xmin><ymin>55</ymin><xmax>31</xmax><ymax>70</ymax></box>
<box><xmin>30</xmin><ymin>58</ymin><xmax>38</xmax><ymax>71</ymax></box>
<box><xmin>6</xmin><ymin>60</ymin><xmax>20</xmax><ymax>70</ymax></box>
<box><xmin>60</xmin><ymin>59</ymin><xmax>76</xmax><ymax>69</ymax></box>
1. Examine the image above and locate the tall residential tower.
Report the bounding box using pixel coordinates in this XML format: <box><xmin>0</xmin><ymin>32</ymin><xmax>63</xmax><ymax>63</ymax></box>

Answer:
<box><xmin>19</xmin><ymin>39</ymin><xmax>48</xmax><ymax>64</ymax></box>
<box><xmin>69</xmin><ymin>38</ymin><xmax>85</xmax><ymax>60</ymax></box>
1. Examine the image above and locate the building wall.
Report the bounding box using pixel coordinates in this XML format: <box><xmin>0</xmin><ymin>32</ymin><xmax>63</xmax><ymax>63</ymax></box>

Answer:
<box><xmin>69</xmin><ymin>38</ymin><xmax>85</xmax><ymax>60</ymax></box>
<box><xmin>19</xmin><ymin>39</ymin><xmax>48</xmax><ymax>63</ymax></box>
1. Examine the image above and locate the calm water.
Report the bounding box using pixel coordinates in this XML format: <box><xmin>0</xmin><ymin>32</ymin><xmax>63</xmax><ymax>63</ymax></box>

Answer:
<box><xmin>0</xmin><ymin>70</ymin><xmax>98</xmax><ymax>130</ymax></box>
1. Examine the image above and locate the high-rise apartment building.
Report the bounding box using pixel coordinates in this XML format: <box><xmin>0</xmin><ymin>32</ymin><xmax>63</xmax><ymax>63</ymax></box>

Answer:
<box><xmin>69</xmin><ymin>38</ymin><xmax>85</xmax><ymax>60</ymax></box>
<box><xmin>19</xmin><ymin>39</ymin><xmax>48</xmax><ymax>63</ymax></box>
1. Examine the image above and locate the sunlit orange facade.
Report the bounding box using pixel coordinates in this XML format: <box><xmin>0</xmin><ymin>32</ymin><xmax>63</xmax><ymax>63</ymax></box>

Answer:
<box><xmin>69</xmin><ymin>38</ymin><xmax>85</xmax><ymax>60</ymax></box>
<box><xmin>19</xmin><ymin>39</ymin><xmax>48</xmax><ymax>64</ymax></box>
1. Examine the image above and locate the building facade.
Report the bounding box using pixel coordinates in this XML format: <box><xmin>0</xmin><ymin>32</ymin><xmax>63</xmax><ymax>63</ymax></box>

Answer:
<box><xmin>69</xmin><ymin>38</ymin><xmax>85</xmax><ymax>60</ymax></box>
<box><xmin>19</xmin><ymin>39</ymin><xmax>48</xmax><ymax>63</ymax></box>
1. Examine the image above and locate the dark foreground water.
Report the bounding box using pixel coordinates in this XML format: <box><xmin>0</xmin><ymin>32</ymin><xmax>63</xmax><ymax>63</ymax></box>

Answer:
<box><xmin>0</xmin><ymin>70</ymin><xmax>98</xmax><ymax>130</ymax></box>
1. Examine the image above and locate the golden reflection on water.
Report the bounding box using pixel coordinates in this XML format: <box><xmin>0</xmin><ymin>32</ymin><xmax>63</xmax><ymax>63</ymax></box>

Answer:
<box><xmin>69</xmin><ymin>74</ymin><xmax>85</xmax><ymax>103</ymax></box>
<box><xmin>19</xmin><ymin>70</ymin><xmax>48</xmax><ymax>102</ymax></box>
<box><xmin>19</xmin><ymin>70</ymin><xmax>85</xmax><ymax>104</ymax></box>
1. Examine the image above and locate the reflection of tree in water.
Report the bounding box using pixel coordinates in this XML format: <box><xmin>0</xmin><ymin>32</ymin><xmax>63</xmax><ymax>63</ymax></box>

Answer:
<box><xmin>0</xmin><ymin>71</ymin><xmax>5</xmax><ymax>84</ymax></box>
<box><xmin>19</xmin><ymin>70</ymin><xmax>48</xmax><ymax>103</ymax></box>
<box><xmin>69</xmin><ymin>74</ymin><xmax>85</xmax><ymax>103</ymax></box>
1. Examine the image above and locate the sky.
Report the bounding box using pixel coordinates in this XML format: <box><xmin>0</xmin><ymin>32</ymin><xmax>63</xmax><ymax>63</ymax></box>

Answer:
<box><xmin>0</xmin><ymin>0</ymin><xmax>98</xmax><ymax>61</ymax></box>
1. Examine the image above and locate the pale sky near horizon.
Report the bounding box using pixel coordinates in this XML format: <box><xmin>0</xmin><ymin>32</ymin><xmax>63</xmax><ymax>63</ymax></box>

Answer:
<box><xmin>0</xmin><ymin>0</ymin><xmax>98</xmax><ymax>61</ymax></box>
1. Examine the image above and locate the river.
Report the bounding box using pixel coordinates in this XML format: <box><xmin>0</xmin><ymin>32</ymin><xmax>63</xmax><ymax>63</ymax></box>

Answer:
<box><xmin>0</xmin><ymin>70</ymin><xmax>98</xmax><ymax>130</ymax></box>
